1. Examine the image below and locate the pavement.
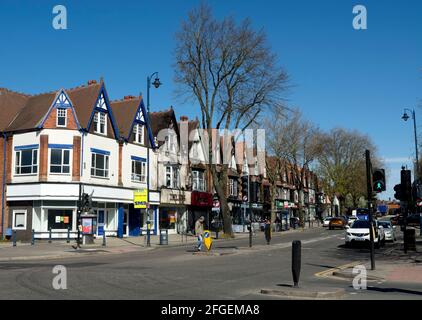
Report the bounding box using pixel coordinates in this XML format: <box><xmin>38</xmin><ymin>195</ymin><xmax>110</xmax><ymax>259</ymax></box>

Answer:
<box><xmin>0</xmin><ymin>224</ymin><xmax>317</xmax><ymax>262</ymax></box>
<box><xmin>0</xmin><ymin>224</ymin><xmax>421</xmax><ymax>300</ymax></box>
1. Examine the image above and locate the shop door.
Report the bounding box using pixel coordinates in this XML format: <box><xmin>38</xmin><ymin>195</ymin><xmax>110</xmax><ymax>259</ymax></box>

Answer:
<box><xmin>97</xmin><ymin>209</ymin><xmax>105</xmax><ymax>236</ymax></box>
<box><xmin>123</xmin><ymin>209</ymin><xmax>129</xmax><ymax>236</ymax></box>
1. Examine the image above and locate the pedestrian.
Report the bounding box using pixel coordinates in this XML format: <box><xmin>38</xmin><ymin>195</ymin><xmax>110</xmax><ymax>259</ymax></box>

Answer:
<box><xmin>264</xmin><ymin>218</ymin><xmax>271</xmax><ymax>245</ymax></box>
<box><xmin>195</xmin><ymin>216</ymin><xmax>205</xmax><ymax>251</ymax></box>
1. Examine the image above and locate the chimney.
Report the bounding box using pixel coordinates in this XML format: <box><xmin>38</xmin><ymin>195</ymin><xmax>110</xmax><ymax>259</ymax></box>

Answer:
<box><xmin>87</xmin><ymin>80</ymin><xmax>97</xmax><ymax>85</ymax></box>
<box><xmin>180</xmin><ymin>115</ymin><xmax>188</xmax><ymax>121</ymax></box>
<box><xmin>124</xmin><ymin>95</ymin><xmax>135</xmax><ymax>100</ymax></box>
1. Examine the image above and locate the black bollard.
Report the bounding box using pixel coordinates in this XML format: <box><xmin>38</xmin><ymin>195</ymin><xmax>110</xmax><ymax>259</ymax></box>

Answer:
<box><xmin>31</xmin><ymin>229</ymin><xmax>35</xmax><ymax>245</ymax></box>
<box><xmin>102</xmin><ymin>231</ymin><xmax>106</xmax><ymax>247</ymax></box>
<box><xmin>13</xmin><ymin>230</ymin><xmax>17</xmax><ymax>247</ymax></box>
<box><xmin>146</xmin><ymin>221</ymin><xmax>151</xmax><ymax>247</ymax></box>
<box><xmin>67</xmin><ymin>227</ymin><xmax>70</xmax><ymax>243</ymax></box>
<box><xmin>48</xmin><ymin>227</ymin><xmax>52</xmax><ymax>243</ymax></box>
<box><xmin>292</xmin><ymin>240</ymin><xmax>301</xmax><ymax>287</ymax></box>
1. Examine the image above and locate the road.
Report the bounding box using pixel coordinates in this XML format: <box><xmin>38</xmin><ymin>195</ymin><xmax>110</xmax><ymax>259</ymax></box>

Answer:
<box><xmin>0</xmin><ymin>226</ymin><xmax>420</xmax><ymax>300</ymax></box>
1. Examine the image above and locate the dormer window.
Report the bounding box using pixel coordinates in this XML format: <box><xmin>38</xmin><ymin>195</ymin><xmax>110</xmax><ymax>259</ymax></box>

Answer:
<box><xmin>133</xmin><ymin>124</ymin><xmax>144</xmax><ymax>144</ymax></box>
<box><xmin>57</xmin><ymin>108</ymin><xmax>67</xmax><ymax>127</ymax></box>
<box><xmin>93</xmin><ymin>112</ymin><xmax>107</xmax><ymax>135</ymax></box>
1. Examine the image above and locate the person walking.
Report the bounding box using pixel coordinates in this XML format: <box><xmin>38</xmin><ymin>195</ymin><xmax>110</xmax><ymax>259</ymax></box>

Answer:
<box><xmin>195</xmin><ymin>216</ymin><xmax>205</xmax><ymax>251</ymax></box>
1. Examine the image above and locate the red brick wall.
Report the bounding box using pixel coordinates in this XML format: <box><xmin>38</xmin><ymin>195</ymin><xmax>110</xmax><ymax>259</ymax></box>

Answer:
<box><xmin>72</xmin><ymin>136</ymin><xmax>81</xmax><ymax>181</ymax></box>
<box><xmin>0</xmin><ymin>137</ymin><xmax>4</xmax><ymax>236</ymax></box>
<box><xmin>5</xmin><ymin>136</ymin><xmax>13</xmax><ymax>184</ymax></box>
<box><xmin>39</xmin><ymin>135</ymin><xmax>48</xmax><ymax>182</ymax></box>
<box><xmin>43</xmin><ymin>108</ymin><xmax>78</xmax><ymax>130</ymax></box>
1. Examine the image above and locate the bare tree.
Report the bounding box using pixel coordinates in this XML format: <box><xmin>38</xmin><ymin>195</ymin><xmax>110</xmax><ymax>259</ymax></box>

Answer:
<box><xmin>174</xmin><ymin>3</ymin><xmax>288</xmax><ymax>236</ymax></box>
<box><xmin>316</xmin><ymin>128</ymin><xmax>382</xmax><ymax>213</ymax></box>
<box><xmin>265</xmin><ymin>107</ymin><xmax>322</xmax><ymax>226</ymax></box>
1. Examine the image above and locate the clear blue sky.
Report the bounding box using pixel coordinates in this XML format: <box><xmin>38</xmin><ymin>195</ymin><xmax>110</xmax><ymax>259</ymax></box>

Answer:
<box><xmin>1</xmin><ymin>0</ymin><xmax>421</xmax><ymax>200</ymax></box>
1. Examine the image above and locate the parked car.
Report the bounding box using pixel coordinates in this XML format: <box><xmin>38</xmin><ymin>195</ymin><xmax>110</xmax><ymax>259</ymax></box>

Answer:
<box><xmin>345</xmin><ymin>220</ymin><xmax>385</xmax><ymax>248</ymax></box>
<box><xmin>329</xmin><ymin>217</ymin><xmax>347</xmax><ymax>230</ymax></box>
<box><xmin>323</xmin><ymin>217</ymin><xmax>332</xmax><ymax>227</ymax></box>
<box><xmin>377</xmin><ymin>220</ymin><xmax>396</xmax><ymax>242</ymax></box>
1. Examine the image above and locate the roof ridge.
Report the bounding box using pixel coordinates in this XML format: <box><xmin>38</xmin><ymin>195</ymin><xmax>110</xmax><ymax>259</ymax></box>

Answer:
<box><xmin>0</xmin><ymin>87</ymin><xmax>32</xmax><ymax>97</ymax></box>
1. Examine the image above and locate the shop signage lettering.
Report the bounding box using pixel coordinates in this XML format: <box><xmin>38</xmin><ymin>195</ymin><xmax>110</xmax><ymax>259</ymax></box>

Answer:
<box><xmin>134</xmin><ymin>189</ymin><xmax>148</xmax><ymax>209</ymax></box>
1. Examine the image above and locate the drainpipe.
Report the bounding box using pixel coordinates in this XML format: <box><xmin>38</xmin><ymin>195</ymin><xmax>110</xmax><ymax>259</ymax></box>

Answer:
<box><xmin>1</xmin><ymin>132</ymin><xmax>7</xmax><ymax>239</ymax></box>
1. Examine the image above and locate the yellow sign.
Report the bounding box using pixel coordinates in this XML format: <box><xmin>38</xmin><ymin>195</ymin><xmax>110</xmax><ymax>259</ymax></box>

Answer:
<box><xmin>134</xmin><ymin>189</ymin><xmax>148</xmax><ymax>209</ymax></box>
<box><xmin>203</xmin><ymin>230</ymin><xmax>212</xmax><ymax>251</ymax></box>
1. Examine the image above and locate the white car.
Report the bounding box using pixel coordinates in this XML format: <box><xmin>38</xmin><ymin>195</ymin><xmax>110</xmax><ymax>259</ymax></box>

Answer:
<box><xmin>377</xmin><ymin>220</ymin><xmax>396</xmax><ymax>242</ymax></box>
<box><xmin>323</xmin><ymin>217</ymin><xmax>332</xmax><ymax>227</ymax></box>
<box><xmin>347</xmin><ymin>216</ymin><xmax>357</xmax><ymax>226</ymax></box>
<box><xmin>345</xmin><ymin>220</ymin><xmax>385</xmax><ymax>248</ymax></box>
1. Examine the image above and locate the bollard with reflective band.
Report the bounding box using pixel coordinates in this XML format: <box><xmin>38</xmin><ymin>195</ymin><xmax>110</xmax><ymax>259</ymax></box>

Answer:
<box><xmin>292</xmin><ymin>240</ymin><xmax>301</xmax><ymax>287</ymax></box>
<box><xmin>12</xmin><ymin>230</ymin><xmax>17</xmax><ymax>247</ymax></box>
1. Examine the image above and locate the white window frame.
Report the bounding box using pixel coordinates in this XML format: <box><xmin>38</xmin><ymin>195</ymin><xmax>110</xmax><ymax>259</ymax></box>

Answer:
<box><xmin>91</xmin><ymin>153</ymin><xmax>109</xmax><ymax>178</ymax></box>
<box><xmin>93</xmin><ymin>111</ymin><xmax>107</xmax><ymax>135</ymax></box>
<box><xmin>133</xmin><ymin>123</ymin><xmax>144</xmax><ymax>145</ymax></box>
<box><xmin>131</xmin><ymin>159</ymin><xmax>146</xmax><ymax>183</ymax></box>
<box><xmin>49</xmin><ymin>149</ymin><xmax>71</xmax><ymax>175</ymax></box>
<box><xmin>165</xmin><ymin>165</ymin><xmax>180</xmax><ymax>189</ymax></box>
<box><xmin>12</xmin><ymin>210</ymin><xmax>27</xmax><ymax>230</ymax></box>
<box><xmin>192</xmin><ymin>169</ymin><xmax>205</xmax><ymax>192</ymax></box>
<box><xmin>56</xmin><ymin>108</ymin><xmax>67</xmax><ymax>127</ymax></box>
<box><xmin>15</xmin><ymin>149</ymin><xmax>38</xmax><ymax>176</ymax></box>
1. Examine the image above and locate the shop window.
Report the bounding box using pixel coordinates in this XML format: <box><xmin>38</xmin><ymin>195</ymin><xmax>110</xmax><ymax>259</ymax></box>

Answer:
<box><xmin>47</xmin><ymin>209</ymin><xmax>73</xmax><ymax>230</ymax></box>
<box><xmin>12</xmin><ymin>210</ymin><xmax>27</xmax><ymax>230</ymax></box>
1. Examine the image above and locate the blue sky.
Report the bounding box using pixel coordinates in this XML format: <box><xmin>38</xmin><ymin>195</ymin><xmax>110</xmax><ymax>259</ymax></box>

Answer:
<box><xmin>1</xmin><ymin>0</ymin><xmax>421</xmax><ymax>199</ymax></box>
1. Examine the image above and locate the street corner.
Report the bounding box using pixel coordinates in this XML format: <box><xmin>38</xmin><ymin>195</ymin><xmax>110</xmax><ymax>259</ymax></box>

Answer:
<box><xmin>260</xmin><ymin>284</ymin><xmax>346</xmax><ymax>300</ymax></box>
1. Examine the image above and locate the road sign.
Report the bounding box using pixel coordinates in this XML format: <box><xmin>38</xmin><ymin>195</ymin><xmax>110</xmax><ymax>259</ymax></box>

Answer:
<box><xmin>203</xmin><ymin>230</ymin><xmax>212</xmax><ymax>251</ymax></box>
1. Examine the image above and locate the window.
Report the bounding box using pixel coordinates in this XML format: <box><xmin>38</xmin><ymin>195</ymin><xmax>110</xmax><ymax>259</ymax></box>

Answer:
<box><xmin>133</xmin><ymin>124</ymin><xmax>144</xmax><ymax>144</ymax></box>
<box><xmin>50</xmin><ymin>149</ymin><xmax>70</xmax><ymax>174</ymax></box>
<box><xmin>192</xmin><ymin>170</ymin><xmax>205</xmax><ymax>191</ymax></box>
<box><xmin>165</xmin><ymin>166</ymin><xmax>179</xmax><ymax>188</ymax></box>
<box><xmin>56</xmin><ymin>108</ymin><xmax>67</xmax><ymax>127</ymax></box>
<box><xmin>132</xmin><ymin>159</ymin><xmax>146</xmax><ymax>182</ymax></box>
<box><xmin>47</xmin><ymin>209</ymin><xmax>73</xmax><ymax>230</ymax></box>
<box><xmin>93</xmin><ymin>111</ymin><xmax>107</xmax><ymax>135</ymax></box>
<box><xmin>15</xmin><ymin>149</ymin><xmax>38</xmax><ymax>175</ymax></box>
<box><xmin>13</xmin><ymin>210</ymin><xmax>27</xmax><ymax>230</ymax></box>
<box><xmin>166</xmin><ymin>134</ymin><xmax>175</xmax><ymax>152</ymax></box>
<box><xmin>91</xmin><ymin>153</ymin><xmax>109</xmax><ymax>178</ymax></box>
<box><xmin>229</xmin><ymin>178</ymin><xmax>238</xmax><ymax>197</ymax></box>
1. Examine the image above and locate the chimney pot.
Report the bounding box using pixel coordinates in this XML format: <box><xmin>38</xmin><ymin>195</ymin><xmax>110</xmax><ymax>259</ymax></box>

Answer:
<box><xmin>124</xmin><ymin>95</ymin><xmax>135</xmax><ymax>100</ymax></box>
<box><xmin>180</xmin><ymin>116</ymin><xmax>188</xmax><ymax>121</ymax></box>
<box><xmin>87</xmin><ymin>80</ymin><xmax>97</xmax><ymax>85</ymax></box>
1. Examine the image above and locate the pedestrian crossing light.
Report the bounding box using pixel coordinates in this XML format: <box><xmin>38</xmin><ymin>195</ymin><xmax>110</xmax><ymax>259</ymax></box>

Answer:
<box><xmin>372</xmin><ymin>169</ymin><xmax>386</xmax><ymax>193</ymax></box>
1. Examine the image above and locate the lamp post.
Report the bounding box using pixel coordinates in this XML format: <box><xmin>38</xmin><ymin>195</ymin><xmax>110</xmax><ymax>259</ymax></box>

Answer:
<box><xmin>145</xmin><ymin>72</ymin><xmax>161</xmax><ymax>246</ymax></box>
<box><xmin>402</xmin><ymin>108</ymin><xmax>422</xmax><ymax>236</ymax></box>
<box><xmin>402</xmin><ymin>109</ymin><xmax>419</xmax><ymax>179</ymax></box>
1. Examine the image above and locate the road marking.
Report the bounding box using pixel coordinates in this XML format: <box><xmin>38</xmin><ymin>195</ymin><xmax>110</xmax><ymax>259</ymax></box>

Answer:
<box><xmin>315</xmin><ymin>261</ymin><xmax>363</xmax><ymax>278</ymax></box>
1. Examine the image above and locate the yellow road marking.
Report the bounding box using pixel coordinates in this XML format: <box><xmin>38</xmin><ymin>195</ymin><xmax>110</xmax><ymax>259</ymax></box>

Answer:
<box><xmin>315</xmin><ymin>261</ymin><xmax>363</xmax><ymax>278</ymax></box>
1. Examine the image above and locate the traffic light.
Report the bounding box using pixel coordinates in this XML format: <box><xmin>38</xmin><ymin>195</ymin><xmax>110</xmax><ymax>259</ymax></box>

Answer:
<box><xmin>394</xmin><ymin>184</ymin><xmax>403</xmax><ymax>201</ymax></box>
<box><xmin>241</xmin><ymin>176</ymin><xmax>249</xmax><ymax>201</ymax></box>
<box><xmin>372</xmin><ymin>169</ymin><xmax>386</xmax><ymax>193</ymax></box>
<box><xmin>401</xmin><ymin>169</ymin><xmax>412</xmax><ymax>202</ymax></box>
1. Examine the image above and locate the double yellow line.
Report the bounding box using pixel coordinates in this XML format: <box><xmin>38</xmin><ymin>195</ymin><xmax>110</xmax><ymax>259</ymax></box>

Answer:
<box><xmin>315</xmin><ymin>261</ymin><xmax>363</xmax><ymax>278</ymax></box>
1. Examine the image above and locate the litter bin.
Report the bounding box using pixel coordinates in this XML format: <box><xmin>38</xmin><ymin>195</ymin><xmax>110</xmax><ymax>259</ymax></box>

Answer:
<box><xmin>404</xmin><ymin>228</ymin><xmax>416</xmax><ymax>251</ymax></box>
<box><xmin>160</xmin><ymin>229</ymin><xmax>168</xmax><ymax>245</ymax></box>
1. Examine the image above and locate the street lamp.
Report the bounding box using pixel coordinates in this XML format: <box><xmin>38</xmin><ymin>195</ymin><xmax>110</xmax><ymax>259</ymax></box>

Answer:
<box><xmin>402</xmin><ymin>108</ymin><xmax>422</xmax><ymax>236</ymax></box>
<box><xmin>147</xmin><ymin>72</ymin><xmax>162</xmax><ymax>113</ymax></box>
<box><xmin>402</xmin><ymin>108</ymin><xmax>419</xmax><ymax>179</ymax></box>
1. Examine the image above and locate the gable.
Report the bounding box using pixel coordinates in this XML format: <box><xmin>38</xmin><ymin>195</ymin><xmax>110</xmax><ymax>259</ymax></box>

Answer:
<box><xmin>42</xmin><ymin>90</ymin><xmax>79</xmax><ymax>130</ymax></box>
<box><xmin>86</xmin><ymin>85</ymin><xmax>119</xmax><ymax>139</ymax></box>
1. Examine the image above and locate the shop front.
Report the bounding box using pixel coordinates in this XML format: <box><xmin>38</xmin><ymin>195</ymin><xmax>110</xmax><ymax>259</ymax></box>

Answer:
<box><xmin>188</xmin><ymin>191</ymin><xmax>212</xmax><ymax>233</ymax></box>
<box><xmin>159</xmin><ymin>189</ymin><xmax>191</xmax><ymax>234</ymax></box>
